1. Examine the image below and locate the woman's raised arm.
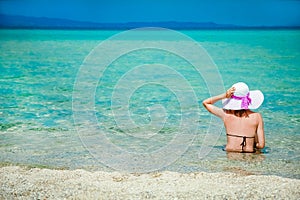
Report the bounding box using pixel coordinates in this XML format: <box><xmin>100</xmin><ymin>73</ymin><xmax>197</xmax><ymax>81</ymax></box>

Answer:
<box><xmin>202</xmin><ymin>87</ymin><xmax>235</xmax><ymax>119</ymax></box>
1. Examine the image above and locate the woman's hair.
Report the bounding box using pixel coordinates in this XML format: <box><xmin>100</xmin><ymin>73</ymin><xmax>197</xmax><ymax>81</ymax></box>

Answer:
<box><xmin>225</xmin><ymin>109</ymin><xmax>249</xmax><ymax>117</ymax></box>
<box><xmin>233</xmin><ymin>109</ymin><xmax>249</xmax><ymax>117</ymax></box>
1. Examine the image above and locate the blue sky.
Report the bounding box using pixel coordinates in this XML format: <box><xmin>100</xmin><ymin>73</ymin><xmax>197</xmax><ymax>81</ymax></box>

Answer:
<box><xmin>0</xmin><ymin>0</ymin><xmax>300</xmax><ymax>26</ymax></box>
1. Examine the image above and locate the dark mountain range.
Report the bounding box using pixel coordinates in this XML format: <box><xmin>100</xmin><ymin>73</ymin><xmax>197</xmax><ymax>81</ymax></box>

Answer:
<box><xmin>0</xmin><ymin>14</ymin><xmax>298</xmax><ymax>29</ymax></box>
<box><xmin>0</xmin><ymin>14</ymin><xmax>240</xmax><ymax>29</ymax></box>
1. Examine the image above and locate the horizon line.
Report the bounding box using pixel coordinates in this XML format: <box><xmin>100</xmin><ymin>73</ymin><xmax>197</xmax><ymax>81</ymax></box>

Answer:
<box><xmin>1</xmin><ymin>14</ymin><xmax>300</xmax><ymax>28</ymax></box>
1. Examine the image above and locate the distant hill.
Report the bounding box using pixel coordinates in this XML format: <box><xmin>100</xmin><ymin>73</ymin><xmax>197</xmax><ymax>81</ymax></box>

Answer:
<box><xmin>0</xmin><ymin>14</ymin><xmax>240</xmax><ymax>29</ymax></box>
<box><xmin>0</xmin><ymin>14</ymin><xmax>298</xmax><ymax>29</ymax></box>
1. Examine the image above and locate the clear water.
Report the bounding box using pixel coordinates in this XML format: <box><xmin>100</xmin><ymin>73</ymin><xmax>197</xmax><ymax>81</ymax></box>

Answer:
<box><xmin>0</xmin><ymin>29</ymin><xmax>299</xmax><ymax>178</ymax></box>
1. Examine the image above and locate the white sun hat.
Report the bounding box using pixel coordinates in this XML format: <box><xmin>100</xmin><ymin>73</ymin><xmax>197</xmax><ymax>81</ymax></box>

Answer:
<box><xmin>222</xmin><ymin>82</ymin><xmax>264</xmax><ymax>110</ymax></box>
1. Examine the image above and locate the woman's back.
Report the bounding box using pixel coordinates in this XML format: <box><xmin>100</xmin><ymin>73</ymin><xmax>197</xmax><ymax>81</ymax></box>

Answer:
<box><xmin>224</xmin><ymin>110</ymin><xmax>260</xmax><ymax>152</ymax></box>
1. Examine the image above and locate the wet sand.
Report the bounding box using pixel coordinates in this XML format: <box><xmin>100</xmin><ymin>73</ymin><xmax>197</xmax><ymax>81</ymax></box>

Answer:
<box><xmin>1</xmin><ymin>166</ymin><xmax>299</xmax><ymax>199</ymax></box>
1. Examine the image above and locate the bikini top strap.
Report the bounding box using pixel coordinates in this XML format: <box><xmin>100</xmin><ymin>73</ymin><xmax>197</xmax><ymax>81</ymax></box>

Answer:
<box><xmin>226</xmin><ymin>134</ymin><xmax>255</xmax><ymax>153</ymax></box>
<box><xmin>226</xmin><ymin>133</ymin><xmax>255</xmax><ymax>139</ymax></box>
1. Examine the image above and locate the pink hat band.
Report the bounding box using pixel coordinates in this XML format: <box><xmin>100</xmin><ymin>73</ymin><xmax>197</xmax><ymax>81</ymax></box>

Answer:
<box><xmin>231</xmin><ymin>93</ymin><xmax>252</xmax><ymax>109</ymax></box>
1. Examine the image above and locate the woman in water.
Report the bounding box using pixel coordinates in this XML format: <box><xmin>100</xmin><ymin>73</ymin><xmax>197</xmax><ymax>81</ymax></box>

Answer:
<box><xmin>203</xmin><ymin>82</ymin><xmax>265</xmax><ymax>153</ymax></box>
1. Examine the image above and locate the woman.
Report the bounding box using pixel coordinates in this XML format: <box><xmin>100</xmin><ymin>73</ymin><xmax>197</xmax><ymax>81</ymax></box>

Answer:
<box><xmin>203</xmin><ymin>82</ymin><xmax>265</xmax><ymax>153</ymax></box>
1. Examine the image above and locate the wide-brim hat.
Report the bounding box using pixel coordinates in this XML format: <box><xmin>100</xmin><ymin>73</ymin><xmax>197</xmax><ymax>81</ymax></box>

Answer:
<box><xmin>222</xmin><ymin>82</ymin><xmax>264</xmax><ymax>110</ymax></box>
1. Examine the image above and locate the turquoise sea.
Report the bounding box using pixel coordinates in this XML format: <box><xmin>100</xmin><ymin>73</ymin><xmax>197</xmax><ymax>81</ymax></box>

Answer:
<box><xmin>0</xmin><ymin>29</ymin><xmax>299</xmax><ymax>178</ymax></box>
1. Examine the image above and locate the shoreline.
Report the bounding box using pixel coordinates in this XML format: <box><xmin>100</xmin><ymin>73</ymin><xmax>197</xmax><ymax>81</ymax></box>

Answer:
<box><xmin>1</xmin><ymin>166</ymin><xmax>299</xmax><ymax>199</ymax></box>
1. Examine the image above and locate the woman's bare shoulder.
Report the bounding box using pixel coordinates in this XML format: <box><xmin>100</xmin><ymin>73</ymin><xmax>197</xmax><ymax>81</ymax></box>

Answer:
<box><xmin>248</xmin><ymin>110</ymin><xmax>262</xmax><ymax>120</ymax></box>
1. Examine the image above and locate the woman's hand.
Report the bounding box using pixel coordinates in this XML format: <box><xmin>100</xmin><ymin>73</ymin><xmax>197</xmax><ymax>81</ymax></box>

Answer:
<box><xmin>225</xmin><ymin>87</ymin><xmax>235</xmax><ymax>98</ymax></box>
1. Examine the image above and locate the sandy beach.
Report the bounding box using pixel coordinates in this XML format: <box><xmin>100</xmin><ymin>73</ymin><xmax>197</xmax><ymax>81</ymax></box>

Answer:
<box><xmin>0</xmin><ymin>166</ymin><xmax>299</xmax><ymax>199</ymax></box>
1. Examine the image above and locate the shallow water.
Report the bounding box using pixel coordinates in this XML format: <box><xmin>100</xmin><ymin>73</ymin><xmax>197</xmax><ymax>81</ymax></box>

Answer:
<box><xmin>0</xmin><ymin>29</ymin><xmax>299</xmax><ymax>178</ymax></box>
